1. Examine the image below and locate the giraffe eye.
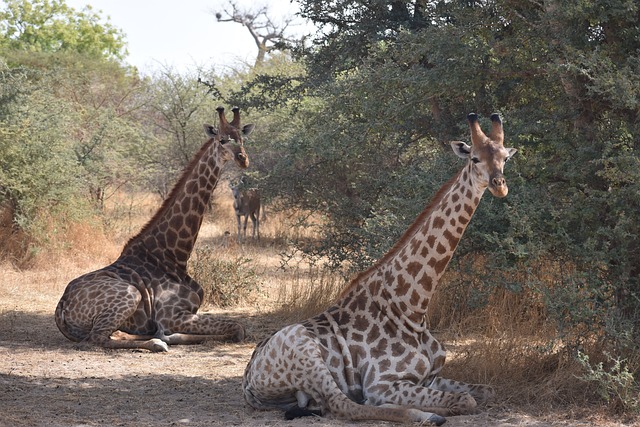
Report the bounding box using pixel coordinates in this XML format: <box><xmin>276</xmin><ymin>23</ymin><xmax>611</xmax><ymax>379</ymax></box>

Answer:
<box><xmin>471</xmin><ymin>157</ymin><xmax>480</xmax><ymax>164</ymax></box>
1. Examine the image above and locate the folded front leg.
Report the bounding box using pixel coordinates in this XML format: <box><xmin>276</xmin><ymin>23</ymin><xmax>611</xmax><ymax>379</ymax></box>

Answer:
<box><xmin>366</xmin><ymin>380</ymin><xmax>479</xmax><ymax>417</ymax></box>
<box><xmin>157</xmin><ymin>313</ymin><xmax>245</xmax><ymax>344</ymax></box>
<box><xmin>428</xmin><ymin>376</ymin><xmax>495</xmax><ymax>406</ymax></box>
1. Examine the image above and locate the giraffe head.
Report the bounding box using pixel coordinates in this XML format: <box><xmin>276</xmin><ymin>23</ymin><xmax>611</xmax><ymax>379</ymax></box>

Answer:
<box><xmin>203</xmin><ymin>106</ymin><xmax>255</xmax><ymax>169</ymax></box>
<box><xmin>451</xmin><ymin>113</ymin><xmax>517</xmax><ymax>198</ymax></box>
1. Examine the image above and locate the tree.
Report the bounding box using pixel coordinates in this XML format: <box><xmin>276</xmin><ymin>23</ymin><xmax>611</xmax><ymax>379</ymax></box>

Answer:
<box><xmin>0</xmin><ymin>0</ymin><xmax>127</xmax><ymax>60</ymax></box>
<box><xmin>238</xmin><ymin>0</ymin><xmax>640</xmax><ymax>359</ymax></box>
<box><xmin>213</xmin><ymin>0</ymin><xmax>300</xmax><ymax>67</ymax></box>
<box><xmin>0</xmin><ymin>0</ymin><xmax>138</xmax><ymax>261</ymax></box>
<box><xmin>142</xmin><ymin>66</ymin><xmax>225</xmax><ymax>199</ymax></box>
<box><xmin>0</xmin><ymin>60</ymin><xmax>87</xmax><ymax>242</ymax></box>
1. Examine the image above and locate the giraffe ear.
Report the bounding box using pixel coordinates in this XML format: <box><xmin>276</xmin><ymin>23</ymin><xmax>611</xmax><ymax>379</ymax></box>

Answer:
<box><xmin>242</xmin><ymin>123</ymin><xmax>255</xmax><ymax>137</ymax></box>
<box><xmin>506</xmin><ymin>147</ymin><xmax>518</xmax><ymax>160</ymax></box>
<box><xmin>203</xmin><ymin>124</ymin><xmax>218</xmax><ymax>138</ymax></box>
<box><xmin>450</xmin><ymin>141</ymin><xmax>471</xmax><ymax>159</ymax></box>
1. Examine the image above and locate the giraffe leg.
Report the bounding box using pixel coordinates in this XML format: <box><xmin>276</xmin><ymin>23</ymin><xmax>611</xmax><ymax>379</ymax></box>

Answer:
<box><xmin>365</xmin><ymin>380</ymin><xmax>480</xmax><ymax>416</ymax></box>
<box><xmin>109</xmin><ymin>330</ymin><xmax>170</xmax><ymax>351</ymax></box>
<box><xmin>157</xmin><ymin>313</ymin><xmax>245</xmax><ymax>345</ymax></box>
<box><xmin>79</xmin><ymin>333</ymin><xmax>169</xmax><ymax>352</ymax></box>
<box><xmin>111</xmin><ymin>330</ymin><xmax>155</xmax><ymax>340</ymax></box>
<box><xmin>429</xmin><ymin>376</ymin><xmax>495</xmax><ymax>406</ymax></box>
<box><xmin>80</xmin><ymin>304</ymin><xmax>169</xmax><ymax>352</ymax></box>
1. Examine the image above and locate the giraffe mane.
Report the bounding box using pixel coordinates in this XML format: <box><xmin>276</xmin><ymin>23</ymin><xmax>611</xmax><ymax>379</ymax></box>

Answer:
<box><xmin>339</xmin><ymin>167</ymin><xmax>464</xmax><ymax>298</ymax></box>
<box><xmin>122</xmin><ymin>138</ymin><xmax>216</xmax><ymax>252</ymax></box>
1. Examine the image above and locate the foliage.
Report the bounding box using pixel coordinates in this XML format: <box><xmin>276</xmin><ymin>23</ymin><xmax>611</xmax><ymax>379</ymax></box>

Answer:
<box><xmin>0</xmin><ymin>0</ymin><xmax>127</xmax><ymax>60</ymax></box>
<box><xmin>226</xmin><ymin>1</ymin><xmax>640</xmax><ymax>409</ymax></box>
<box><xmin>0</xmin><ymin>60</ymin><xmax>87</xmax><ymax>236</ymax></box>
<box><xmin>138</xmin><ymin>66</ymin><xmax>225</xmax><ymax>198</ymax></box>
<box><xmin>0</xmin><ymin>0</ymin><xmax>140</xmax><ymax>259</ymax></box>
<box><xmin>188</xmin><ymin>245</ymin><xmax>261</xmax><ymax>307</ymax></box>
<box><xmin>578</xmin><ymin>351</ymin><xmax>640</xmax><ymax>413</ymax></box>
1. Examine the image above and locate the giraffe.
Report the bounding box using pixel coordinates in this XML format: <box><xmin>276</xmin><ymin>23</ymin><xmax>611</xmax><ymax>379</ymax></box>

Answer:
<box><xmin>230</xmin><ymin>178</ymin><xmax>261</xmax><ymax>242</ymax></box>
<box><xmin>55</xmin><ymin>106</ymin><xmax>255</xmax><ymax>352</ymax></box>
<box><xmin>242</xmin><ymin>113</ymin><xmax>517</xmax><ymax>425</ymax></box>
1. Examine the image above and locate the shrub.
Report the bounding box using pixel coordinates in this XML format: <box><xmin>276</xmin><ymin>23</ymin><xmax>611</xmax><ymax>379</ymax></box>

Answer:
<box><xmin>577</xmin><ymin>351</ymin><xmax>640</xmax><ymax>414</ymax></box>
<box><xmin>189</xmin><ymin>245</ymin><xmax>261</xmax><ymax>307</ymax></box>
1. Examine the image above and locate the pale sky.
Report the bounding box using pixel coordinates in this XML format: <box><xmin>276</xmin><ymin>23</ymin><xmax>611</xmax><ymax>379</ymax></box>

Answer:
<box><xmin>65</xmin><ymin>0</ymin><xmax>307</xmax><ymax>75</ymax></box>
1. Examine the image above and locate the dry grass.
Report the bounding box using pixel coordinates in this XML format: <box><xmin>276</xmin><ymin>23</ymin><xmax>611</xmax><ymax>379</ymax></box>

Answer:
<box><xmin>0</xmin><ymin>184</ymin><xmax>636</xmax><ymax>427</ymax></box>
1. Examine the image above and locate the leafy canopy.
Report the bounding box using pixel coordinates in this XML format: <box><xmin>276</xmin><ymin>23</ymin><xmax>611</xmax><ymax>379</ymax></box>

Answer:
<box><xmin>0</xmin><ymin>0</ymin><xmax>127</xmax><ymax>60</ymax></box>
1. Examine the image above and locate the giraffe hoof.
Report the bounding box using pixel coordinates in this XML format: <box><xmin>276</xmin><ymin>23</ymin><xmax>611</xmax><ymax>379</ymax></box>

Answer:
<box><xmin>428</xmin><ymin>414</ymin><xmax>446</xmax><ymax>426</ymax></box>
<box><xmin>150</xmin><ymin>339</ymin><xmax>169</xmax><ymax>352</ymax></box>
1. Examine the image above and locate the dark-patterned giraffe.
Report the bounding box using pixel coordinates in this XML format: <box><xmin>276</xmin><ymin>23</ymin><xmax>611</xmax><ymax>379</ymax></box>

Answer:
<box><xmin>243</xmin><ymin>113</ymin><xmax>517</xmax><ymax>424</ymax></box>
<box><xmin>55</xmin><ymin>106</ymin><xmax>255</xmax><ymax>352</ymax></box>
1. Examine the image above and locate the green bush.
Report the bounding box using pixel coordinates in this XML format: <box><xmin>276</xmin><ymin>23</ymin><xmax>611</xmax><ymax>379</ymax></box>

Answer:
<box><xmin>188</xmin><ymin>245</ymin><xmax>261</xmax><ymax>307</ymax></box>
<box><xmin>578</xmin><ymin>351</ymin><xmax>640</xmax><ymax>413</ymax></box>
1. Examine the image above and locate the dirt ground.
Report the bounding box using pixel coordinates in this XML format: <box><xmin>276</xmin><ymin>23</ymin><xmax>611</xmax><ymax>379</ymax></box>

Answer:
<box><xmin>0</xmin><ymin>261</ymin><xmax>635</xmax><ymax>427</ymax></box>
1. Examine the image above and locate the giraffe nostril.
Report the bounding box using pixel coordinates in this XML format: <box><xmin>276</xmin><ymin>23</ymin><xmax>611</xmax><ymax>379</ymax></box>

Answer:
<box><xmin>492</xmin><ymin>177</ymin><xmax>505</xmax><ymax>187</ymax></box>
<box><xmin>237</xmin><ymin>153</ymin><xmax>249</xmax><ymax>167</ymax></box>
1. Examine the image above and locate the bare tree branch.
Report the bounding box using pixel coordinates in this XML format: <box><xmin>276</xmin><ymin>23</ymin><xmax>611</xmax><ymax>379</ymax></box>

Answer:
<box><xmin>213</xmin><ymin>1</ymin><xmax>299</xmax><ymax>67</ymax></box>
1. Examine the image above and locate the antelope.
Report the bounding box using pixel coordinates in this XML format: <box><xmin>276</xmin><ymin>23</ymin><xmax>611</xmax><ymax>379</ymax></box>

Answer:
<box><xmin>231</xmin><ymin>179</ymin><xmax>261</xmax><ymax>242</ymax></box>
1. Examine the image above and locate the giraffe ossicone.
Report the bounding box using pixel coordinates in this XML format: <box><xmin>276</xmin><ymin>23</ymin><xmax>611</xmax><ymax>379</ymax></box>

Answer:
<box><xmin>55</xmin><ymin>106</ymin><xmax>255</xmax><ymax>352</ymax></box>
<box><xmin>242</xmin><ymin>113</ymin><xmax>517</xmax><ymax>424</ymax></box>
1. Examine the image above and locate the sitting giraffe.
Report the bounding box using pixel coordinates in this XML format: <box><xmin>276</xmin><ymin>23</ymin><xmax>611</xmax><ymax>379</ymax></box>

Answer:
<box><xmin>243</xmin><ymin>113</ymin><xmax>517</xmax><ymax>425</ymax></box>
<box><xmin>55</xmin><ymin>106</ymin><xmax>255</xmax><ymax>352</ymax></box>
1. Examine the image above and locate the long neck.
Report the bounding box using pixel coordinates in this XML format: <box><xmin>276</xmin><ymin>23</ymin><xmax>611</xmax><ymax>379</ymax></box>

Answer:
<box><xmin>348</xmin><ymin>162</ymin><xmax>486</xmax><ymax>326</ymax></box>
<box><xmin>122</xmin><ymin>140</ymin><xmax>223</xmax><ymax>271</ymax></box>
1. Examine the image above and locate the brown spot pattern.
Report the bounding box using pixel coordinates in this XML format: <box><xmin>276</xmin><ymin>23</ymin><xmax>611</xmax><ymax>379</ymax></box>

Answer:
<box><xmin>242</xmin><ymin>129</ymin><xmax>513</xmax><ymax>421</ymax></box>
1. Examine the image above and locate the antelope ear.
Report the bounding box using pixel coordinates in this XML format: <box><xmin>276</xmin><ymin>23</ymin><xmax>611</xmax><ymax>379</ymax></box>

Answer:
<box><xmin>242</xmin><ymin>123</ymin><xmax>255</xmax><ymax>136</ymax></box>
<box><xmin>203</xmin><ymin>124</ymin><xmax>218</xmax><ymax>138</ymax></box>
<box><xmin>451</xmin><ymin>141</ymin><xmax>471</xmax><ymax>159</ymax></box>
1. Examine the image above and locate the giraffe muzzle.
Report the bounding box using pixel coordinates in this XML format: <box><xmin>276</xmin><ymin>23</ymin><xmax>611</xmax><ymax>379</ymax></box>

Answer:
<box><xmin>489</xmin><ymin>175</ymin><xmax>508</xmax><ymax>198</ymax></box>
<box><xmin>236</xmin><ymin>152</ymin><xmax>249</xmax><ymax>168</ymax></box>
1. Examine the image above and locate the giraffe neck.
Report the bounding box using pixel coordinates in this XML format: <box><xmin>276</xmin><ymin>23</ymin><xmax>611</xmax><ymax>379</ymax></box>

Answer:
<box><xmin>122</xmin><ymin>140</ymin><xmax>223</xmax><ymax>271</ymax></box>
<box><xmin>349</xmin><ymin>162</ymin><xmax>485</xmax><ymax>328</ymax></box>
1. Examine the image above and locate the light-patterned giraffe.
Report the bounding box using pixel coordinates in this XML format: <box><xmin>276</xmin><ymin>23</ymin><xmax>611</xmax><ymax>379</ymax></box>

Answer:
<box><xmin>243</xmin><ymin>113</ymin><xmax>517</xmax><ymax>425</ymax></box>
<box><xmin>55</xmin><ymin>106</ymin><xmax>255</xmax><ymax>352</ymax></box>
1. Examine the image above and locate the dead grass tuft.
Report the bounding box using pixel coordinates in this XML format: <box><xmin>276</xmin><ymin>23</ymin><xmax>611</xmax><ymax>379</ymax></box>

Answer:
<box><xmin>271</xmin><ymin>264</ymin><xmax>345</xmax><ymax>323</ymax></box>
<box><xmin>0</xmin><ymin>200</ymin><xmax>34</xmax><ymax>267</ymax></box>
<box><xmin>442</xmin><ymin>333</ymin><xmax>593</xmax><ymax>408</ymax></box>
<box><xmin>428</xmin><ymin>257</ymin><xmax>618</xmax><ymax>413</ymax></box>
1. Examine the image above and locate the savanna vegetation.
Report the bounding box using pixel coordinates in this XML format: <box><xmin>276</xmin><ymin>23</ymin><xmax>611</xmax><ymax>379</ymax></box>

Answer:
<box><xmin>1</xmin><ymin>0</ymin><xmax>639</xmax><ymax>422</ymax></box>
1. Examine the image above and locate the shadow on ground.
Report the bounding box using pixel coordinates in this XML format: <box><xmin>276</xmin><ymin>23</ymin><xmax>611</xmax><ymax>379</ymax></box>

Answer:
<box><xmin>0</xmin><ymin>307</ymin><xmax>286</xmax><ymax>352</ymax></box>
<box><xmin>0</xmin><ymin>371</ymin><xmax>250</xmax><ymax>427</ymax></box>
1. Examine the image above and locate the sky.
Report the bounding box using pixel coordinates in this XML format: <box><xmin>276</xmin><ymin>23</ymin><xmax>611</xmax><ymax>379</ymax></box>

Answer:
<box><xmin>65</xmin><ymin>0</ymin><xmax>307</xmax><ymax>75</ymax></box>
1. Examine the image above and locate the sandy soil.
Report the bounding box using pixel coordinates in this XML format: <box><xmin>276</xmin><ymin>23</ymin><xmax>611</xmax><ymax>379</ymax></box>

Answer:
<box><xmin>0</xmin><ymin>262</ymin><xmax>634</xmax><ymax>427</ymax></box>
